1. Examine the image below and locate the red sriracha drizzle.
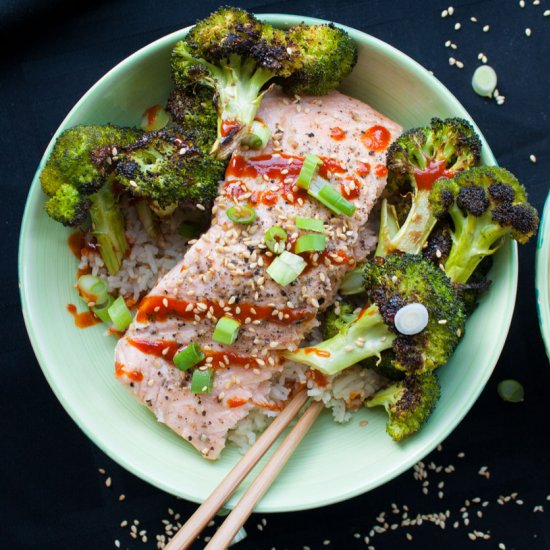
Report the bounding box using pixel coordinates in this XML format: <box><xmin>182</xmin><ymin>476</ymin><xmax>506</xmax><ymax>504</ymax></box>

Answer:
<box><xmin>330</xmin><ymin>127</ymin><xmax>346</xmax><ymax>141</ymax></box>
<box><xmin>413</xmin><ymin>159</ymin><xmax>454</xmax><ymax>190</ymax></box>
<box><xmin>361</xmin><ymin>125</ymin><xmax>391</xmax><ymax>152</ymax></box>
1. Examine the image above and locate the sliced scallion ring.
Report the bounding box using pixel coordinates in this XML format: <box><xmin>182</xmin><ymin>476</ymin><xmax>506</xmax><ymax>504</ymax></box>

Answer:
<box><xmin>266</xmin><ymin>251</ymin><xmax>307</xmax><ymax>286</ymax></box>
<box><xmin>296</xmin><ymin>216</ymin><xmax>324</xmax><ymax>233</ymax></box>
<box><xmin>242</xmin><ymin>120</ymin><xmax>272</xmax><ymax>149</ymax></box>
<box><xmin>174</xmin><ymin>343</ymin><xmax>205</xmax><ymax>371</ymax></box>
<box><xmin>227</xmin><ymin>205</ymin><xmax>257</xmax><ymax>225</ymax></box>
<box><xmin>308</xmin><ymin>176</ymin><xmax>356</xmax><ymax>217</ymax></box>
<box><xmin>213</xmin><ymin>316</ymin><xmax>241</xmax><ymax>345</ymax></box>
<box><xmin>497</xmin><ymin>379</ymin><xmax>524</xmax><ymax>402</ymax></box>
<box><xmin>296</xmin><ymin>153</ymin><xmax>323</xmax><ymax>189</ymax></box>
<box><xmin>264</xmin><ymin>226</ymin><xmax>287</xmax><ymax>254</ymax></box>
<box><xmin>294</xmin><ymin>233</ymin><xmax>326</xmax><ymax>254</ymax></box>
<box><xmin>190</xmin><ymin>368</ymin><xmax>214</xmax><ymax>394</ymax></box>
<box><xmin>394</xmin><ymin>303</ymin><xmax>429</xmax><ymax>335</ymax></box>
<box><xmin>472</xmin><ymin>65</ymin><xmax>497</xmax><ymax>98</ymax></box>
<box><xmin>91</xmin><ymin>295</ymin><xmax>115</xmax><ymax>323</ymax></box>
<box><xmin>77</xmin><ymin>274</ymin><xmax>109</xmax><ymax>306</ymax></box>
<box><xmin>107</xmin><ymin>296</ymin><xmax>133</xmax><ymax>331</ymax></box>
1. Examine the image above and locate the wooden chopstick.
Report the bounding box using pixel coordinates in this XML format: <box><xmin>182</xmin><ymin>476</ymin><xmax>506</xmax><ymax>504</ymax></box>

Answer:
<box><xmin>204</xmin><ymin>399</ymin><xmax>324</xmax><ymax>550</ymax></box>
<box><xmin>165</xmin><ymin>389</ymin><xmax>310</xmax><ymax>550</ymax></box>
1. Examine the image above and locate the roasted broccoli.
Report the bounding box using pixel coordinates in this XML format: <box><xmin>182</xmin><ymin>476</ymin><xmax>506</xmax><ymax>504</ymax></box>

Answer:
<box><xmin>280</xmin><ymin>23</ymin><xmax>357</xmax><ymax>96</ymax></box>
<box><xmin>171</xmin><ymin>8</ymin><xmax>357</xmax><ymax>157</ymax></box>
<box><xmin>40</xmin><ymin>124</ymin><xmax>141</xmax><ymax>274</ymax></box>
<box><xmin>375</xmin><ymin>118</ymin><xmax>482</xmax><ymax>257</ymax></box>
<box><xmin>286</xmin><ymin>254</ymin><xmax>465</xmax><ymax>376</ymax></box>
<box><xmin>366</xmin><ymin>372</ymin><xmax>440</xmax><ymax>441</ymax></box>
<box><xmin>430</xmin><ymin>166</ymin><xmax>539</xmax><ymax>284</ymax></box>
<box><xmin>322</xmin><ymin>301</ymin><xmax>358</xmax><ymax>339</ymax></box>
<box><xmin>113</xmin><ymin>123</ymin><xmax>226</xmax><ymax>214</ymax></box>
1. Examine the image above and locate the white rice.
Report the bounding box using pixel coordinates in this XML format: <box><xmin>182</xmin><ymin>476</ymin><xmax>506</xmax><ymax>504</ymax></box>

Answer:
<box><xmin>83</xmin><ymin>204</ymin><xmax>386</xmax><ymax>453</ymax></box>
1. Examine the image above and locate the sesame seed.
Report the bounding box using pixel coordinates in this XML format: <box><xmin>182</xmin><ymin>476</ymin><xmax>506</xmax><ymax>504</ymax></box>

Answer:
<box><xmin>118</xmin><ymin>494</ymin><xmax>126</xmax><ymax>501</ymax></box>
<box><xmin>196</xmin><ymin>203</ymin><xmax>205</xmax><ymax>211</ymax></box>
<box><xmin>98</xmin><ymin>468</ymin><xmax>106</xmax><ymax>475</ymax></box>
<box><xmin>105</xmin><ymin>477</ymin><xmax>112</xmax><ymax>487</ymax></box>
<box><xmin>448</xmin><ymin>6</ymin><xmax>455</xmax><ymax>15</ymax></box>
<box><xmin>483</xmin><ymin>24</ymin><xmax>490</xmax><ymax>32</ymax></box>
<box><xmin>454</xmin><ymin>22</ymin><xmax>461</xmax><ymax>30</ymax></box>
<box><xmin>470</xmin><ymin>16</ymin><xmax>477</xmax><ymax>22</ymax></box>
<box><xmin>445</xmin><ymin>39</ymin><xmax>451</xmax><ymax>47</ymax></box>
<box><xmin>545</xmin><ymin>9</ymin><xmax>550</xmax><ymax>16</ymax></box>
<box><xmin>520</xmin><ymin>0</ymin><xmax>525</xmax><ymax>6</ymax></box>
<box><xmin>525</xmin><ymin>28</ymin><xmax>532</xmax><ymax>37</ymax></box>
<box><xmin>441</xmin><ymin>9</ymin><xmax>448</xmax><ymax>17</ymax></box>
<box><xmin>449</xmin><ymin>57</ymin><xmax>456</xmax><ymax>66</ymax></box>
<box><xmin>115</xmin><ymin>540</ymin><xmax>121</xmax><ymax>548</ymax></box>
<box><xmin>456</xmin><ymin>60</ymin><xmax>464</xmax><ymax>69</ymax></box>
<box><xmin>530</xmin><ymin>154</ymin><xmax>537</xmax><ymax>163</ymax></box>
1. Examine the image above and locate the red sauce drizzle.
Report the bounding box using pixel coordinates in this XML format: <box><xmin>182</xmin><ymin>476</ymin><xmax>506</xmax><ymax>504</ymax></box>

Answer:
<box><xmin>356</xmin><ymin>161</ymin><xmax>371</xmax><ymax>177</ymax></box>
<box><xmin>115</xmin><ymin>362</ymin><xmax>143</xmax><ymax>382</ymax></box>
<box><xmin>413</xmin><ymin>159</ymin><xmax>454</xmax><ymax>191</ymax></box>
<box><xmin>340</xmin><ymin>177</ymin><xmax>361</xmax><ymax>200</ymax></box>
<box><xmin>127</xmin><ymin>338</ymin><xmax>264</xmax><ymax>369</ymax></box>
<box><xmin>224</xmin><ymin>153</ymin><xmax>346</xmax><ymax>207</ymax></box>
<box><xmin>361</xmin><ymin>125</ymin><xmax>392</xmax><ymax>152</ymax></box>
<box><xmin>144</xmin><ymin>104</ymin><xmax>162</xmax><ymax>127</ymax></box>
<box><xmin>306</xmin><ymin>369</ymin><xmax>328</xmax><ymax>388</ymax></box>
<box><xmin>374</xmin><ymin>164</ymin><xmax>388</xmax><ymax>178</ymax></box>
<box><xmin>221</xmin><ymin>120</ymin><xmax>241</xmax><ymax>137</ymax></box>
<box><xmin>66</xmin><ymin>303</ymin><xmax>101</xmax><ymax>329</ymax></box>
<box><xmin>68</xmin><ymin>231</ymin><xmax>99</xmax><ymax>277</ymax></box>
<box><xmin>227</xmin><ymin>397</ymin><xmax>249</xmax><ymax>408</ymax></box>
<box><xmin>136</xmin><ymin>296</ymin><xmax>315</xmax><ymax>326</ymax></box>
<box><xmin>330</xmin><ymin>127</ymin><xmax>346</xmax><ymax>141</ymax></box>
<box><xmin>303</xmin><ymin>347</ymin><xmax>331</xmax><ymax>358</ymax></box>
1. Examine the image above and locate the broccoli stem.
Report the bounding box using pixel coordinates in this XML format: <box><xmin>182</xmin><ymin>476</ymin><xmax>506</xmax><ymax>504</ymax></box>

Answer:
<box><xmin>375</xmin><ymin>199</ymin><xmax>400</xmax><ymax>257</ymax></box>
<box><xmin>212</xmin><ymin>57</ymin><xmax>274</xmax><ymax>157</ymax></box>
<box><xmin>134</xmin><ymin>199</ymin><xmax>158</xmax><ymax>239</ymax></box>
<box><xmin>284</xmin><ymin>305</ymin><xmax>395</xmax><ymax>375</ymax></box>
<box><xmin>376</xmin><ymin>190</ymin><xmax>437</xmax><ymax>256</ymax></box>
<box><xmin>89</xmin><ymin>181</ymin><xmax>129</xmax><ymax>275</ymax></box>
<box><xmin>444</xmin><ymin>204</ymin><xmax>504</xmax><ymax>284</ymax></box>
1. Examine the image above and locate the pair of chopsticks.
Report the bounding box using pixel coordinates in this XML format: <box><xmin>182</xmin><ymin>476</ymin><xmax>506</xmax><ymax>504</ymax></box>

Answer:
<box><xmin>165</xmin><ymin>390</ymin><xmax>322</xmax><ymax>550</ymax></box>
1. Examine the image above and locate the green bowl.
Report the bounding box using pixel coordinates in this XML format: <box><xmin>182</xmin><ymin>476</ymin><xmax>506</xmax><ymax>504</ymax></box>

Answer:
<box><xmin>536</xmin><ymin>191</ymin><xmax>550</xmax><ymax>361</ymax></box>
<box><xmin>19</xmin><ymin>14</ymin><xmax>517</xmax><ymax>512</ymax></box>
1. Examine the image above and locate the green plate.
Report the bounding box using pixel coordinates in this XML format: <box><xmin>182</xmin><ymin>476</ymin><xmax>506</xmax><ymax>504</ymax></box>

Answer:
<box><xmin>19</xmin><ymin>15</ymin><xmax>517</xmax><ymax>512</ymax></box>
<box><xmin>536</xmin><ymin>191</ymin><xmax>550</xmax><ymax>361</ymax></box>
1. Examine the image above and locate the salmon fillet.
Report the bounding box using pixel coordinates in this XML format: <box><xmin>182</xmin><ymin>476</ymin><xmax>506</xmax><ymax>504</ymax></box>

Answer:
<box><xmin>114</xmin><ymin>87</ymin><xmax>402</xmax><ymax>459</ymax></box>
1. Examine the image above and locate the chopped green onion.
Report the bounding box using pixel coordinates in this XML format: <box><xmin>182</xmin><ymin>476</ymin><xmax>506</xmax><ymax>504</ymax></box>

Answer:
<box><xmin>394</xmin><ymin>303</ymin><xmax>429</xmax><ymax>335</ymax></box>
<box><xmin>264</xmin><ymin>226</ymin><xmax>287</xmax><ymax>254</ymax></box>
<box><xmin>107</xmin><ymin>296</ymin><xmax>133</xmax><ymax>331</ymax></box>
<box><xmin>294</xmin><ymin>233</ymin><xmax>326</xmax><ymax>254</ymax></box>
<box><xmin>266</xmin><ymin>251</ymin><xmax>307</xmax><ymax>286</ymax></box>
<box><xmin>191</xmin><ymin>368</ymin><xmax>214</xmax><ymax>394</ymax></box>
<box><xmin>213</xmin><ymin>316</ymin><xmax>241</xmax><ymax>345</ymax></box>
<box><xmin>77</xmin><ymin>274</ymin><xmax>109</xmax><ymax>306</ymax></box>
<box><xmin>227</xmin><ymin>205</ymin><xmax>257</xmax><ymax>225</ymax></box>
<box><xmin>296</xmin><ymin>154</ymin><xmax>323</xmax><ymax>189</ymax></box>
<box><xmin>174</xmin><ymin>343</ymin><xmax>205</xmax><ymax>371</ymax></box>
<box><xmin>140</xmin><ymin>104</ymin><xmax>170</xmax><ymax>132</ymax></box>
<box><xmin>497</xmin><ymin>379</ymin><xmax>524</xmax><ymax>403</ymax></box>
<box><xmin>178</xmin><ymin>223</ymin><xmax>201</xmax><ymax>239</ymax></box>
<box><xmin>296</xmin><ymin>217</ymin><xmax>324</xmax><ymax>233</ymax></box>
<box><xmin>242</xmin><ymin>120</ymin><xmax>271</xmax><ymax>149</ymax></box>
<box><xmin>308</xmin><ymin>176</ymin><xmax>356</xmax><ymax>217</ymax></box>
<box><xmin>472</xmin><ymin>65</ymin><xmax>497</xmax><ymax>98</ymax></box>
<box><xmin>91</xmin><ymin>295</ymin><xmax>115</xmax><ymax>323</ymax></box>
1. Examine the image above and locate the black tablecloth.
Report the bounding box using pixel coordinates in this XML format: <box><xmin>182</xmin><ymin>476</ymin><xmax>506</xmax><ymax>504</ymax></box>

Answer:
<box><xmin>2</xmin><ymin>1</ymin><xmax>550</xmax><ymax>548</ymax></box>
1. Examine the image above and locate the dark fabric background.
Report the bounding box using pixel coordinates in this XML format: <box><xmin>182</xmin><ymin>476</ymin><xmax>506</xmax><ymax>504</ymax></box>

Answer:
<box><xmin>2</xmin><ymin>1</ymin><xmax>549</xmax><ymax>548</ymax></box>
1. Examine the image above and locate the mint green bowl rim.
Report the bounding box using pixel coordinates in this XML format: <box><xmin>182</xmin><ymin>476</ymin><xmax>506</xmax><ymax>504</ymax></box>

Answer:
<box><xmin>535</xmin><ymin>191</ymin><xmax>550</xmax><ymax>361</ymax></box>
<box><xmin>18</xmin><ymin>14</ymin><xmax>518</xmax><ymax>511</ymax></box>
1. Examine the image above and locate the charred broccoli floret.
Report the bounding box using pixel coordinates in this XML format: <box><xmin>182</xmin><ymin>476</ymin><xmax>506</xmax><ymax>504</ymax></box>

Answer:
<box><xmin>366</xmin><ymin>372</ymin><xmax>440</xmax><ymax>441</ymax></box>
<box><xmin>166</xmin><ymin>84</ymin><xmax>218</xmax><ymax>147</ymax></box>
<box><xmin>113</xmin><ymin>124</ymin><xmax>226</xmax><ymax>213</ymax></box>
<box><xmin>286</xmin><ymin>254</ymin><xmax>465</xmax><ymax>376</ymax></box>
<box><xmin>40</xmin><ymin>125</ymin><xmax>141</xmax><ymax>274</ymax></box>
<box><xmin>430</xmin><ymin>166</ymin><xmax>539</xmax><ymax>284</ymax></box>
<box><xmin>172</xmin><ymin>8</ymin><xmax>357</xmax><ymax>157</ymax></box>
<box><xmin>172</xmin><ymin>7</ymin><xmax>300</xmax><ymax>157</ymax></box>
<box><xmin>375</xmin><ymin>118</ymin><xmax>481</xmax><ymax>257</ymax></box>
<box><xmin>281</xmin><ymin>23</ymin><xmax>357</xmax><ymax>96</ymax></box>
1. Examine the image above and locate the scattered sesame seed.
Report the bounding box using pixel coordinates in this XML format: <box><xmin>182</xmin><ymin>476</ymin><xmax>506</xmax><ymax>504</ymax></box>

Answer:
<box><xmin>470</xmin><ymin>16</ymin><xmax>478</xmax><ymax>22</ymax></box>
<box><xmin>525</xmin><ymin>28</ymin><xmax>532</xmax><ymax>37</ymax></box>
<box><xmin>449</xmin><ymin>57</ymin><xmax>456</xmax><ymax>66</ymax></box>
<box><xmin>105</xmin><ymin>477</ymin><xmax>112</xmax><ymax>488</ymax></box>
<box><xmin>519</xmin><ymin>0</ymin><xmax>525</xmax><ymax>6</ymax></box>
<box><xmin>98</xmin><ymin>468</ymin><xmax>106</xmax><ymax>475</ymax></box>
<box><xmin>445</xmin><ymin>39</ymin><xmax>451</xmax><ymax>47</ymax></box>
<box><xmin>114</xmin><ymin>540</ymin><xmax>121</xmax><ymax>548</ymax></box>
<box><xmin>483</xmin><ymin>24</ymin><xmax>490</xmax><ymax>32</ymax></box>
<box><xmin>118</xmin><ymin>494</ymin><xmax>126</xmax><ymax>501</ymax></box>
<box><xmin>530</xmin><ymin>153</ymin><xmax>537</xmax><ymax>163</ymax></box>
<box><xmin>544</xmin><ymin>9</ymin><xmax>550</xmax><ymax>16</ymax></box>
<box><xmin>454</xmin><ymin>22</ymin><xmax>461</xmax><ymax>30</ymax></box>
<box><xmin>441</xmin><ymin>9</ymin><xmax>448</xmax><ymax>17</ymax></box>
<box><xmin>448</xmin><ymin>6</ymin><xmax>455</xmax><ymax>15</ymax></box>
